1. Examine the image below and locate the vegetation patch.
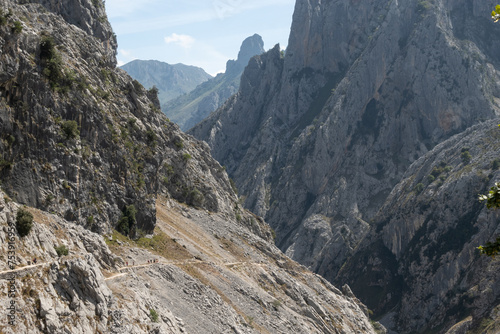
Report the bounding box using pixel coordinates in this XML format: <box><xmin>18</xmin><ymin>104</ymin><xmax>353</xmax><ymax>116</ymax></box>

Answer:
<box><xmin>54</xmin><ymin>245</ymin><xmax>69</xmax><ymax>257</ymax></box>
<box><xmin>16</xmin><ymin>207</ymin><xmax>33</xmax><ymax>237</ymax></box>
<box><xmin>117</xmin><ymin>205</ymin><xmax>137</xmax><ymax>237</ymax></box>
<box><xmin>134</xmin><ymin>228</ymin><xmax>191</xmax><ymax>261</ymax></box>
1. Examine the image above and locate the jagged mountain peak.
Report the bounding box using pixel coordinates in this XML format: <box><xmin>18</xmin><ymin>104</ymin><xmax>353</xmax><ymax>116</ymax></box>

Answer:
<box><xmin>164</xmin><ymin>34</ymin><xmax>266</xmax><ymax>130</ymax></box>
<box><xmin>226</xmin><ymin>33</ymin><xmax>265</xmax><ymax>76</ymax></box>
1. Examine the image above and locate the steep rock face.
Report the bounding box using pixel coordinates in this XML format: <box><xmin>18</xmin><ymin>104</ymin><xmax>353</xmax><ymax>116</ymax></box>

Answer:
<box><xmin>191</xmin><ymin>0</ymin><xmax>500</xmax><ymax>282</ymax></box>
<box><xmin>337</xmin><ymin>119</ymin><xmax>500</xmax><ymax>333</ymax></box>
<box><xmin>0</xmin><ymin>192</ymin><xmax>378</xmax><ymax>333</ymax></box>
<box><xmin>165</xmin><ymin>34</ymin><xmax>265</xmax><ymax>130</ymax></box>
<box><xmin>0</xmin><ymin>0</ymin><xmax>238</xmax><ymax>235</ymax></box>
<box><xmin>121</xmin><ymin>60</ymin><xmax>212</xmax><ymax>105</ymax></box>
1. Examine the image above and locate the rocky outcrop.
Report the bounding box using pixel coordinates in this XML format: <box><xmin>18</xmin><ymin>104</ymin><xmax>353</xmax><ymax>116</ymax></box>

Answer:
<box><xmin>337</xmin><ymin>119</ymin><xmax>500</xmax><ymax>333</ymax></box>
<box><xmin>0</xmin><ymin>190</ymin><xmax>378</xmax><ymax>333</ymax></box>
<box><xmin>166</xmin><ymin>34</ymin><xmax>265</xmax><ymax>130</ymax></box>
<box><xmin>0</xmin><ymin>0</ymin><xmax>238</xmax><ymax>236</ymax></box>
<box><xmin>121</xmin><ymin>60</ymin><xmax>212</xmax><ymax>105</ymax></box>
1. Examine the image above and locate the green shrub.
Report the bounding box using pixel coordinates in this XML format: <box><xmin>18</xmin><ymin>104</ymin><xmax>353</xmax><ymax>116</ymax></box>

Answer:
<box><xmin>461</xmin><ymin>151</ymin><xmax>472</xmax><ymax>164</ymax></box>
<box><xmin>0</xmin><ymin>10</ymin><xmax>7</xmax><ymax>26</ymax></box>
<box><xmin>182</xmin><ymin>153</ymin><xmax>192</xmax><ymax>161</ymax></box>
<box><xmin>229</xmin><ymin>178</ymin><xmax>238</xmax><ymax>194</ymax></box>
<box><xmin>54</xmin><ymin>245</ymin><xmax>69</xmax><ymax>257</ymax></box>
<box><xmin>149</xmin><ymin>308</ymin><xmax>159</xmax><ymax>322</ymax></box>
<box><xmin>188</xmin><ymin>188</ymin><xmax>204</xmax><ymax>208</ymax></box>
<box><xmin>40</xmin><ymin>36</ymin><xmax>64</xmax><ymax>89</ymax></box>
<box><xmin>61</xmin><ymin>120</ymin><xmax>80</xmax><ymax>140</ymax></box>
<box><xmin>146</xmin><ymin>129</ymin><xmax>157</xmax><ymax>147</ymax></box>
<box><xmin>174</xmin><ymin>140</ymin><xmax>183</xmax><ymax>149</ymax></box>
<box><xmin>11</xmin><ymin>20</ymin><xmax>22</xmax><ymax>33</ymax></box>
<box><xmin>16</xmin><ymin>208</ymin><xmax>33</xmax><ymax>237</ymax></box>
<box><xmin>117</xmin><ymin>205</ymin><xmax>137</xmax><ymax>236</ymax></box>
<box><xmin>414</xmin><ymin>183</ymin><xmax>424</xmax><ymax>194</ymax></box>
<box><xmin>132</xmin><ymin>79</ymin><xmax>143</xmax><ymax>92</ymax></box>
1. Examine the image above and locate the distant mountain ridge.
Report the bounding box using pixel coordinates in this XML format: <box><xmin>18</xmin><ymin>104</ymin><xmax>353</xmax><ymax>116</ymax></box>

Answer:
<box><xmin>121</xmin><ymin>60</ymin><xmax>212</xmax><ymax>106</ymax></box>
<box><xmin>165</xmin><ymin>34</ymin><xmax>265</xmax><ymax>130</ymax></box>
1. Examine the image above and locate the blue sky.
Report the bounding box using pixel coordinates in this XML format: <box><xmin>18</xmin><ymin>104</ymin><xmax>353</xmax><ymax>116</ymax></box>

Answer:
<box><xmin>105</xmin><ymin>0</ymin><xmax>296</xmax><ymax>76</ymax></box>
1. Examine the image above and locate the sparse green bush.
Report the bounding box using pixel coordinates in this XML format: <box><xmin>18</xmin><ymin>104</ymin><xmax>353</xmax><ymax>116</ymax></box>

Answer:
<box><xmin>229</xmin><ymin>178</ymin><xmax>238</xmax><ymax>194</ymax></box>
<box><xmin>54</xmin><ymin>245</ymin><xmax>69</xmax><ymax>257</ymax></box>
<box><xmin>149</xmin><ymin>308</ymin><xmax>159</xmax><ymax>322</ymax></box>
<box><xmin>16</xmin><ymin>208</ymin><xmax>33</xmax><ymax>237</ymax></box>
<box><xmin>0</xmin><ymin>10</ymin><xmax>7</xmax><ymax>26</ymax></box>
<box><xmin>6</xmin><ymin>134</ymin><xmax>15</xmax><ymax>146</ymax></box>
<box><xmin>61</xmin><ymin>120</ymin><xmax>80</xmax><ymax>140</ymax></box>
<box><xmin>11</xmin><ymin>20</ymin><xmax>22</xmax><ymax>33</ymax></box>
<box><xmin>414</xmin><ymin>183</ymin><xmax>424</xmax><ymax>194</ymax></box>
<box><xmin>148</xmin><ymin>85</ymin><xmax>159</xmax><ymax>95</ymax></box>
<box><xmin>0</xmin><ymin>158</ymin><xmax>13</xmax><ymax>170</ymax></box>
<box><xmin>174</xmin><ymin>140</ymin><xmax>183</xmax><ymax>149</ymax></box>
<box><xmin>146</xmin><ymin>129</ymin><xmax>157</xmax><ymax>147</ymax></box>
<box><xmin>271</xmin><ymin>228</ymin><xmax>276</xmax><ymax>240</ymax></box>
<box><xmin>461</xmin><ymin>150</ymin><xmax>472</xmax><ymax>164</ymax></box>
<box><xmin>183</xmin><ymin>153</ymin><xmax>192</xmax><ymax>161</ymax></box>
<box><xmin>188</xmin><ymin>188</ymin><xmax>204</xmax><ymax>208</ymax></box>
<box><xmin>132</xmin><ymin>79</ymin><xmax>143</xmax><ymax>92</ymax></box>
<box><xmin>40</xmin><ymin>36</ymin><xmax>63</xmax><ymax>89</ymax></box>
<box><xmin>117</xmin><ymin>204</ymin><xmax>137</xmax><ymax>236</ymax></box>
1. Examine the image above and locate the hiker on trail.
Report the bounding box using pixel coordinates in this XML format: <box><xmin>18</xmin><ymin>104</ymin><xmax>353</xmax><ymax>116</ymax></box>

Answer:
<box><xmin>33</xmin><ymin>258</ymin><xmax>37</xmax><ymax>264</ymax></box>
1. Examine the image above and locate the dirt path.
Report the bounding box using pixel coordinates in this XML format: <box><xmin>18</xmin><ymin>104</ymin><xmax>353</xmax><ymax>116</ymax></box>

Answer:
<box><xmin>0</xmin><ymin>261</ymin><xmax>51</xmax><ymax>276</ymax></box>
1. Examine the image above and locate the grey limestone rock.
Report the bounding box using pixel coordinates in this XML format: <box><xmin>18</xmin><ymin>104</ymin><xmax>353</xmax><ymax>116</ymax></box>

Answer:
<box><xmin>190</xmin><ymin>0</ymin><xmax>500</xmax><ymax>332</ymax></box>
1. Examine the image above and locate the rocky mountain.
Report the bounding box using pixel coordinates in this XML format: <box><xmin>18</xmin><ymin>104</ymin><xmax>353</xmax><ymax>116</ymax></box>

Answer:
<box><xmin>336</xmin><ymin>119</ymin><xmax>500</xmax><ymax>333</ymax></box>
<box><xmin>0</xmin><ymin>0</ymin><xmax>376</xmax><ymax>333</ymax></box>
<box><xmin>165</xmin><ymin>34</ymin><xmax>265</xmax><ymax>130</ymax></box>
<box><xmin>120</xmin><ymin>60</ymin><xmax>212</xmax><ymax>106</ymax></box>
<box><xmin>190</xmin><ymin>0</ymin><xmax>500</xmax><ymax>332</ymax></box>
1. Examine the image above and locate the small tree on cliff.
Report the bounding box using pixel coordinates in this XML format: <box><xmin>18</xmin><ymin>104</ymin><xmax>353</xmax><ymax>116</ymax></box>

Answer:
<box><xmin>479</xmin><ymin>182</ymin><xmax>500</xmax><ymax>257</ymax></box>
<box><xmin>493</xmin><ymin>5</ymin><xmax>500</xmax><ymax>22</ymax></box>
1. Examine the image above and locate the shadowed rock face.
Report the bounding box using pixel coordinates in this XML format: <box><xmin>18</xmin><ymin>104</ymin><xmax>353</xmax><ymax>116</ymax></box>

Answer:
<box><xmin>337</xmin><ymin>120</ymin><xmax>500</xmax><ymax>333</ymax></box>
<box><xmin>191</xmin><ymin>0</ymin><xmax>500</xmax><ymax>332</ymax></box>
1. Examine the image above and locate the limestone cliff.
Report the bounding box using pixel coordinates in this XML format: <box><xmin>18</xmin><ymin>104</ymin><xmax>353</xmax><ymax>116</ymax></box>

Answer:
<box><xmin>0</xmin><ymin>0</ymin><xmax>238</xmax><ymax>235</ymax></box>
<box><xmin>190</xmin><ymin>0</ymin><xmax>500</xmax><ymax>332</ymax></box>
<box><xmin>337</xmin><ymin>119</ymin><xmax>500</xmax><ymax>333</ymax></box>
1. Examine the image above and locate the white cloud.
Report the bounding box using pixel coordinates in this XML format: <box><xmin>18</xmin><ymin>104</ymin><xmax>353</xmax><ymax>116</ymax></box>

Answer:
<box><xmin>164</xmin><ymin>33</ymin><xmax>195</xmax><ymax>49</ymax></box>
<box><xmin>119</xmin><ymin>49</ymin><xmax>132</xmax><ymax>57</ymax></box>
